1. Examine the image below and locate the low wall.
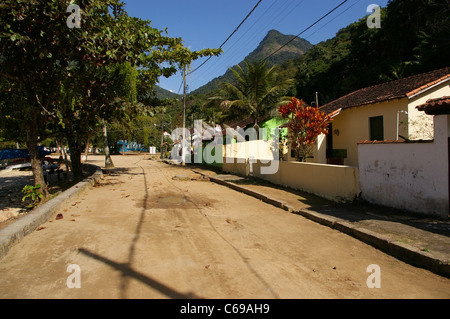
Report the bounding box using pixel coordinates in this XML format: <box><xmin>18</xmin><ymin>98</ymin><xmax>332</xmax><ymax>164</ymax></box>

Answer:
<box><xmin>223</xmin><ymin>158</ymin><xmax>360</xmax><ymax>202</ymax></box>
<box><xmin>358</xmin><ymin>115</ymin><xmax>449</xmax><ymax>219</ymax></box>
<box><xmin>358</xmin><ymin>142</ymin><xmax>448</xmax><ymax>218</ymax></box>
<box><xmin>223</xmin><ymin>157</ymin><xmax>248</xmax><ymax>177</ymax></box>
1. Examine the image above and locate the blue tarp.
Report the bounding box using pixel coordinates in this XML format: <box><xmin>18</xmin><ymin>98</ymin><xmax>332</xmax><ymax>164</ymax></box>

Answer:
<box><xmin>0</xmin><ymin>146</ymin><xmax>51</xmax><ymax>161</ymax></box>
<box><xmin>117</xmin><ymin>140</ymin><xmax>148</xmax><ymax>152</ymax></box>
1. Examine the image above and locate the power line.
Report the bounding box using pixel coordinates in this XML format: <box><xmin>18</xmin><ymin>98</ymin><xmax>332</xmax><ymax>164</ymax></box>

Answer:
<box><xmin>182</xmin><ymin>0</ymin><xmax>354</xmax><ymax>94</ymax></box>
<box><xmin>262</xmin><ymin>0</ymin><xmax>349</xmax><ymax>62</ymax></box>
<box><xmin>189</xmin><ymin>0</ymin><xmax>298</xmax><ymax>91</ymax></box>
<box><xmin>189</xmin><ymin>0</ymin><xmax>280</xmax><ymax>86</ymax></box>
<box><xmin>302</xmin><ymin>0</ymin><xmax>361</xmax><ymax>40</ymax></box>
<box><xmin>188</xmin><ymin>0</ymin><xmax>263</xmax><ymax>75</ymax></box>
<box><xmin>189</xmin><ymin>0</ymin><xmax>350</xmax><ymax>92</ymax></box>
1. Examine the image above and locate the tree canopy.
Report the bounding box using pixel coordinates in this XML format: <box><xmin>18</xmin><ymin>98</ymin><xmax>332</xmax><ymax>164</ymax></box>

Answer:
<box><xmin>293</xmin><ymin>0</ymin><xmax>450</xmax><ymax>106</ymax></box>
<box><xmin>209</xmin><ymin>60</ymin><xmax>294</xmax><ymax>129</ymax></box>
<box><xmin>279</xmin><ymin>97</ymin><xmax>330</xmax><ymax>161</ymax></box>
<box><xmin>0</xmin><ymin>0</ymin><xmax>221</xmax><ymax>193</ymax></box>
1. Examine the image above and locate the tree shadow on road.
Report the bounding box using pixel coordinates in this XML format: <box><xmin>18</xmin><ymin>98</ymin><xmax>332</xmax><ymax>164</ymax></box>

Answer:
<box><xmin>77</xmin><ymin>247</ymin><xmax>200</xmax><ymax>299</ymax></box>
<box><xmin>79</xmin><ymin>161</ymin><xmax>201</xmax><ymax>299</ymax></box>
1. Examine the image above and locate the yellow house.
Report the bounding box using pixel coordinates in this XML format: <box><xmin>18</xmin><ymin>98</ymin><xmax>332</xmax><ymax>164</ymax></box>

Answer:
<box><xmin>300</xmin><ymin>67</ymin><xmax>450</xmax><ymax>167</ymax></box>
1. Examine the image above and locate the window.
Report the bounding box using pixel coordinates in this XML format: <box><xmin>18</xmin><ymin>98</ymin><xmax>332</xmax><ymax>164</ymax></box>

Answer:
<box><xmin>369</xmin><ymin>116</ymin><xmax>384</xmax><ymax>140</ymax></box>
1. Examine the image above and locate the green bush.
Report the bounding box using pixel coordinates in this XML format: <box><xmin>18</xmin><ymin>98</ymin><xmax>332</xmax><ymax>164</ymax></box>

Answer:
<box><xmin>21</xmin><ymin>184</ymin><xmax>43</xmax><ymax>208</ymax></box>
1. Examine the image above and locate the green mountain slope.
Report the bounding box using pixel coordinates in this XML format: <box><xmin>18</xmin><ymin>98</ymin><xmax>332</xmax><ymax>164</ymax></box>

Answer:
<box><xmin>184</xmin><ymin>0</ymin><xmax>449</xmax><ymax>122</ymax></box>
<box><xmin>154</xmin><ymin>85</ymin><xmax>181</xmax><ymax>100</ymax></box>
<box><xmin>191</xmin><ymin>30</ymin><xmax>312</xmax><ymax>95</ymax></box>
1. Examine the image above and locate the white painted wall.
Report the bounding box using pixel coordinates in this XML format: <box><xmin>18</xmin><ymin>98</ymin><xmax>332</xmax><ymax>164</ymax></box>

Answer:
<box><xmin>224</xmin><ymin>140</ymin><xmax>276</xmax><ymax>161</ymax></box>
<box><xmin>407</xmin><ymin>78</ymin><xmax>450</xmax><ymax>140</ymax></box>
<box><xmin>358</xmin><ymin>114</ymin><xmax>449</xmax><ymax>218</ymax></box>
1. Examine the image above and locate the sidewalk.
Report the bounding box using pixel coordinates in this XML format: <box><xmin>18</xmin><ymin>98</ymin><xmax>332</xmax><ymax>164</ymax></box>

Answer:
<box><xmin>190</xmin><ymin>166</ymin><xmax>450</xmax><ymax>278</ymax></box>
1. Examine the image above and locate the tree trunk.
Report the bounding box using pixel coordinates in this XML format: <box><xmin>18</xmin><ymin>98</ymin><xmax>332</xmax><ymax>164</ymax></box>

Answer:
<box><xmin>66</xmin><ymin>132</ymin><xmax>84</xmax><ymax>182</ymax></box>
<box><xmin>253</xmin><ymin>118</ymin><xmax>260</xmax><ymax>140</ymax></box>
<box><xmin>296</xmin><ymin>144</ymin><xmax>310</xmax><ymax>162</ymax></box>
<box><xmin>83</xmin><ymin>132</ymin><xmax>93</xmax><ymax>162</ymax></box>
<box><xmin>25</xmin><ymin>107</ymin><xmax>49</xmax><ymax>197</ymax></box>
<box><xmin>59</xmin><ymin>139</ymin><xmax>70</xmax><ymax>173</ymax></box>
<box><xmin>102</xmin><ymin>118</ymin><xmax>114</xmax><ymax>168</ymax></box>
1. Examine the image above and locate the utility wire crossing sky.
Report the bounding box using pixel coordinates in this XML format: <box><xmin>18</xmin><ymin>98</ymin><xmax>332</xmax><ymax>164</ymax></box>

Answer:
<box><xmin>123</xmin><ymin>0</ymin><xmax>389</xmax><ymax>94</ymax></box>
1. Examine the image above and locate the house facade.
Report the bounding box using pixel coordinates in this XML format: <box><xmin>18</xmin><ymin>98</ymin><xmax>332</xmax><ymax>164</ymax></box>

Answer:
<box><xmin>292</xmin><ymin>67</ymin><xmax>450</xmax><ymax>167</ymax></box>
<box><xmin>357</xmin><ymin>96</ymin><xmax>450</xmax><ymax>218</ymax></box>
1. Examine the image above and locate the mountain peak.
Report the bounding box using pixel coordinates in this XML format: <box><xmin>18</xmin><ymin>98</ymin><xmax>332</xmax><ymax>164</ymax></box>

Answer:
<box><xmin>191</xmin><ymin>30</ymin><xmax>312</xmax><ymax>95</ymax></box>
<box><xmin>266</xmin><ymin>29</ymin><xmax>283</xmax><ymax>36</ymax></box>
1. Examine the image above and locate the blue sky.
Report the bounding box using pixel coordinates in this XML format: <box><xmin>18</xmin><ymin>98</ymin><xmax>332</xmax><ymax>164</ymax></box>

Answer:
<box><xmin>123</xmin><ymin>0</ymin><xmax>389</xmax><ymax>94</ymax></box>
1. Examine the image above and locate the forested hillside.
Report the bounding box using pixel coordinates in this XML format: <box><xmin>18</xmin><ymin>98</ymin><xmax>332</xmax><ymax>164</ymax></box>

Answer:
<box><xmin>187</xmin><ymin>0</ymin><xmax>449</xmax><ymax>121</ymax></box>
<box><xmin>293</xmin><ymin>0</ymin><xmax>450</xmax><ymax>106</ymax></box>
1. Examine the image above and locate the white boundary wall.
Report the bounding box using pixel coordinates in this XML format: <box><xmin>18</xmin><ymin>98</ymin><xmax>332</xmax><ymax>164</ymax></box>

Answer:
<box><xmin>358</xmin><ymin>115</ymin><xmax>449</xmax><ymax>218</ymax></box>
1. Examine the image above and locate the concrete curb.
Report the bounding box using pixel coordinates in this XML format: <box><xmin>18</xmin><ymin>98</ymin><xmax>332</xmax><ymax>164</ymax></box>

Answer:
<box><xmin>0</xmin><ymin>164</ymin><xmax>103</xmax><ymax>261</ymax></box>
<box><xmin>193</xmin><ymin>169</ymin><xmax>450</xmax><ymax>278</ymax></box>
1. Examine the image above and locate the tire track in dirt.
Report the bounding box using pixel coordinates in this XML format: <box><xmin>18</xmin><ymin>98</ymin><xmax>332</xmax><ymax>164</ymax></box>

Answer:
<box><xmin>139</xmin><ymin>160</ymin><xmax>281</xmax><ymax>298</ymax></box>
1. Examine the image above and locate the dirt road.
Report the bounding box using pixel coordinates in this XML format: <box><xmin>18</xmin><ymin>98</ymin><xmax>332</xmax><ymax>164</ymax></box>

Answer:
<box><xmin>0</xmin><ymin>155</ymin><xmax>448</xmax><ymax>299</ymax></box>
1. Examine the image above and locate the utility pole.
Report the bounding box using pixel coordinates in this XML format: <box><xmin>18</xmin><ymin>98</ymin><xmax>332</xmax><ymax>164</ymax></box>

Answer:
<box><xmin>191</xmin><ymin>113</ymin><xmax>194</xmax><ymax>163</ymax></box>
<box><xmin>160</xmin><ymin>107</ymin><xmax>165</xmax><ymax>160</ymax></box>
<box><xmin>182</xmin><ymin>64</ymin><xmax>187</xmax><ymax>166</ymax></box>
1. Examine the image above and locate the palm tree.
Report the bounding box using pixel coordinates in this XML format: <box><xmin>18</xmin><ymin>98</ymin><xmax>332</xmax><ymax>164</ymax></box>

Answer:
<box><xmin>210</xmin><ymin>60</ymin><xmax>294</xmax><ymax>135</ymax></box>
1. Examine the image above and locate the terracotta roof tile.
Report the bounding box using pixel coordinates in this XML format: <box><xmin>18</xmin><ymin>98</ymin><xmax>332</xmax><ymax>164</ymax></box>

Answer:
<box><xmin>320</xmin><ymin>67</ymin><xmax>450</xmax><ymax>114</ymax></box>
<box><xmin>416</xmin><ymin>96</ymin><xmax>450</xmax><ymax>115</ymax></box>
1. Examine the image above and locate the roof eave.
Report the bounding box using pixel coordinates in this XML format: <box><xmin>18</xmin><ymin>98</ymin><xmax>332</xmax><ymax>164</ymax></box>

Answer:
<box><xmin>407</xmin><ymin>75</ymin><xmax>450</xmax><ymax>99</ymax></box>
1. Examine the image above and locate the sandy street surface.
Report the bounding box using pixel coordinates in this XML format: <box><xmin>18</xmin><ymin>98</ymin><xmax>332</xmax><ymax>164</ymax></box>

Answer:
<box><xmin>0</xmin><ymin>155</ymin><xmax>449</xmax><ymax>299</ymax></box>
